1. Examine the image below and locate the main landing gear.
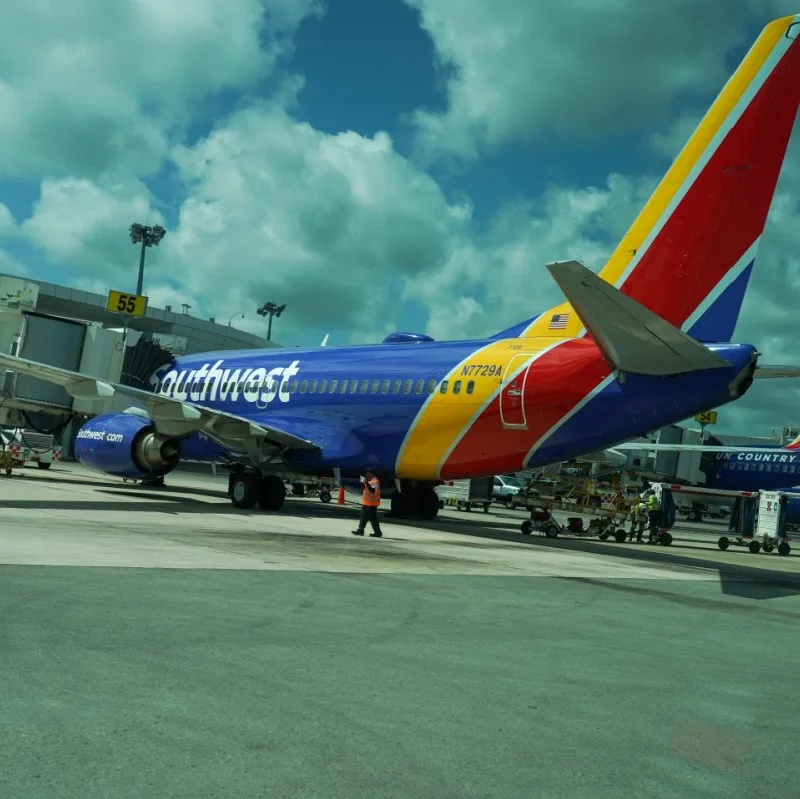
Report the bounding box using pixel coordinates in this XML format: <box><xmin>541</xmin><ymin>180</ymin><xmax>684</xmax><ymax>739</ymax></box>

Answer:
<box><xmin>389</xmin><ymin>481</ymin><xmax>440</xmax><ymax>521</ymax></box>
<box><xmin>228</xmin><ymin>471</ymin><xmax>286</xmax><ymax>511</ymax></box>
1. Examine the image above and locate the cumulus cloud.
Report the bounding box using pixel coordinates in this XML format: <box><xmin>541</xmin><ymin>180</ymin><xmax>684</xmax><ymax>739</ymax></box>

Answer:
<box><xmin>406</xmin><ymin>0</ymin><xmax>796</xmax><ymax>162</ymax></box>
<box><xmin>162</xmin><ymin>104</ymin><xmax>472</xmax><ymax>343</ymax></box>
<box><xmin>21</xmin><ymin>178</ymin><xmax>166</xmax><ymax>284</ymax></box>
<box><xmin>0</xmin><ymin>0</ymin><xmax>322</xmax><ymax>180</ymax></box>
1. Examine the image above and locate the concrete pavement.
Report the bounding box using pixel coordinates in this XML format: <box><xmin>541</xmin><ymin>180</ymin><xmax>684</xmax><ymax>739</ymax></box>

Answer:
<box><xmin>1</xmin><ymin>463</ymin><xmax>798</xmax><ymax>798</ymax></box>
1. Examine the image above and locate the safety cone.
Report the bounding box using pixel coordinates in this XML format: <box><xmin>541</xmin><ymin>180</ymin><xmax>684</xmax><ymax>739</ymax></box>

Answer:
<box><xmin>337</xmin><ymin>486</ymin><xmax>345</xmax><ymax>505</ymax></box>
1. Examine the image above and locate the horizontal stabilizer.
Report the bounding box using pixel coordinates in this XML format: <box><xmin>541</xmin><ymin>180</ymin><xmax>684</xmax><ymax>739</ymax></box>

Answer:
<box><xmin>546</xmin><ymin>260</ymin><xmax>730</xmax><ymax>375</ymax></box>
<box><xmin>754</xmin><ymin>365</ymin><xmax>800</xmax><ymax>379</ymax></box>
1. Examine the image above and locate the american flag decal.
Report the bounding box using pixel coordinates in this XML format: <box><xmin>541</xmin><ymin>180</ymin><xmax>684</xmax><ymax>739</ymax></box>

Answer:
<box><xmin>548</xmin><ymin>313</ymin><xmax>569</xmax><ymax>330</ymax></box>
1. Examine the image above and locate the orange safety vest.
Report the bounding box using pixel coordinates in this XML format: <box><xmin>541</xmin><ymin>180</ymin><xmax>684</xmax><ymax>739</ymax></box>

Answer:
<box><xmin>361</xmin><ymin>477</ymin><xmax>381</xmax><ymax>507</ymax></box>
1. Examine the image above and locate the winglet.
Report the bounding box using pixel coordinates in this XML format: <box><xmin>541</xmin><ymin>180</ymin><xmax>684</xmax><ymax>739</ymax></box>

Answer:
<box><xmin>546</xmin><ymin>260</ymin><xmax>730</xmax><ymax>375</ymax></box>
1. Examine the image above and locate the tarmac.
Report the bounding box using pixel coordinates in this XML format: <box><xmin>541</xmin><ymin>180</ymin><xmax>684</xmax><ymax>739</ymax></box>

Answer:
<box><xmin>1</xmin><ymin>462</ymin><xmax>799</xmax><ymax>798</ymax></box>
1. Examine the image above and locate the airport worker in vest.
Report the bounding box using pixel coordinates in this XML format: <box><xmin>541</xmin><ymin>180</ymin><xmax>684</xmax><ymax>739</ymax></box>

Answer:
<box><xmin>351</xmin><ymin>468</ymin><xmax>383</xmax><ymax>538</ymax></box>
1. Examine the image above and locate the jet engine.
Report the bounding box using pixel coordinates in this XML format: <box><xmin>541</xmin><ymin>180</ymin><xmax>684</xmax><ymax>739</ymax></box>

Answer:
<box><xmin>74</xmin><ymin>412</ymin><xmax>181</xmax><ymax>479</ymax></box>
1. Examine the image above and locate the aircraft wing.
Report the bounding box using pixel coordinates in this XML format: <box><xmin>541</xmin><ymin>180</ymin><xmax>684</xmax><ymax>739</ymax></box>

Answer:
<box><xmin>754</xmin><ymin>365</ymin><xmax>800</xmax><ymax>378</ymax></box>
<box><xmin>0</xmin><ymin>353</ymin><xmax>320</xmax><ymax>452</ymax></box>
<box><xmin>612</xmin><ymin>442</ymin><xmax>793</xmax><ymax>455</ymax></box>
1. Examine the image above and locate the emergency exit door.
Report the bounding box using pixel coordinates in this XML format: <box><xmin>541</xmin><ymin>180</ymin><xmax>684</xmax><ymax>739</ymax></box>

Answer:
<box><xmin>500</xmin><ymin>355</ymin><xmax>532</xmax><ymax>429</ymax></box>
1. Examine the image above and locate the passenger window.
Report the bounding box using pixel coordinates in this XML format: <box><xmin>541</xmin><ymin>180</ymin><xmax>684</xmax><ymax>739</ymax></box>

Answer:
<box><xmin>758</xmin><ymin>463</ymin><xmax>764</xmax><ymax>471</ymax></box>
<box><xmin>466</xmin><ymin>380</ymin><xmax>475</xmax><ymax>394</ymax></box>
<box><xmin>453</xmin><ymin>380</ymin><xmax>462</xmax><ymax>395</ymax></box>
<box><xmin>439</xmin><ymin>380</ymin><xmax>448</xmax><ymax>394</ymax></box>
<box><xmin>360</xmin><ymin>380</ymin><xmax>369</xmax><ymax>394</ymax></box>
<box><xmin>371</xmin><ymin>380</ymin><xmax>380</xmax><ymax>394</ymax></box>
<box><xmin>310</xmin><ymin>379</ymin><xmax>318</xmax><ymax>394</ymax></box>
<box><xmin>350</xmin><ymin>381</ymin><xmax>358</xmax><ymax>394</ymax></box>
<box><xmin>221</xmin><ymin>383</ymin><xmax>228</xmax><ymax>393</ymax></box>
<box><xmin>415</xmin><ymin>379</ymin><xmax>424</xmax><ymax>394</ymax></box>
<box><xmin>427</xmin><ymin>379</ymin><xmax>437</xmax><ymax>394</ymax></box>
<box><xmin>290</xmin><ymin>379</ymin><xmax>299</xmax><ymax>393</ymax></box>
<box><xmin>403</xmin><ymin>379</ymin><xmax>412</xmax><ymax>394</ymax></box>
<box><xmin>319</xmin><ymin>379</ymin><xmax>327</xmax><ymax>393</ymax></box>
<box><xmin>300</xmin><ymin>380</ymin><xmax>308</xmax><ymax>394</ymax></box>
<box><xmin>340</xmin><ymin>380</ymin><xmax>348</xmax><ymax>394</ymax></box>
<box><xmin>329</xmin><ymin>379</ymin><xmax>338</xmax><ymax>393</ymax></box>
<box><xmin>381</xmin><ymin>379</ymin><xmax>390</xmax><ymax>394</ymax></box>
<box><xmin>392</xmin><ymin>380</ymin><xmax>401</xmax><ymax>394</ymax></box>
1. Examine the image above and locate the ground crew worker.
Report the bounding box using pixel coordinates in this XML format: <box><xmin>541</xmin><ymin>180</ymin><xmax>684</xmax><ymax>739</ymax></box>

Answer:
<box><xmin>646</xmin><ymin>491</ymin><xmax>660</xmax><ymax>543</ymax></box>
<box><xmin>628</xmin><ymin>501</ymin><xmax>647</xmax><ymax>543</ymax></box>
<box><xmin>351</xmin><ymin>468</ymin><xmax>383</xmax><ymax>538</ymax></box>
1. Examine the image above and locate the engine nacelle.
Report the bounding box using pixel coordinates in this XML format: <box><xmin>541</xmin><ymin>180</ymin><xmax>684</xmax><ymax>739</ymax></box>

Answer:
<box><xmin>74</xmin><ymin>413</ymin><xmax>181</xmax><ymax>479</ymax></box>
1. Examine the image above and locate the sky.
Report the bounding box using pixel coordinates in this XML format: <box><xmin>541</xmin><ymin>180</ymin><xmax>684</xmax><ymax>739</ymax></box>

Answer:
<box><xmin>1</xmin><ymin>0</ymin><xmax>800</xmax><ymax>438</ymax></box>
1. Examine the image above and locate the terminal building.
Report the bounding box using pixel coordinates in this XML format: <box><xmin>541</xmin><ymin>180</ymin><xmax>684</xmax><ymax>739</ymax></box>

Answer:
<box><xmin>0</xmin><ymin>272</ymin><xmax>278</xmax><ymax>457</ymax></box>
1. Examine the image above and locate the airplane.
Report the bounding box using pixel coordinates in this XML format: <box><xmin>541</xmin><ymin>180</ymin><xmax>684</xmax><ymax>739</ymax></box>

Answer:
<box><xmin>3</xmin><ymin>13</ymin><xmax>800</xmax><ymax>523</ymax></box>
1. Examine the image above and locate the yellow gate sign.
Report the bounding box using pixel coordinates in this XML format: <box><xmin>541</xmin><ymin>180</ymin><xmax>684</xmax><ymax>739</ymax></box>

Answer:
<box><xmin>694</xmin><ymin>410</ymin><xmax>718</xmax><ymax>426</ymax></box>
<box><xmin>106</xmin><ymin>290</ymin><xmax>148</xmax><ymax>318</ymax></box>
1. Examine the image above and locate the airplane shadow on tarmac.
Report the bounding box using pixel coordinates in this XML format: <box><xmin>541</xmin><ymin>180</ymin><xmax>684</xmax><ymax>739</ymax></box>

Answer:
<box><xmin>7</xmin><ymin>469</ymin><xmax>800</xmax><ymax>603</ymax></box>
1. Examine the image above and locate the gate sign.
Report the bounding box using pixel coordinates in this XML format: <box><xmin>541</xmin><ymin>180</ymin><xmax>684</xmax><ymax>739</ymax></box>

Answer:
<box><xmin>694</xmin><ymin>410</ymin><xmax>718</xmax><ymax>425</ymax></box>
<box><xmin>756</xmin><ymin>491</ymin><xmax>782</xmax><ymax>540</ymax></box>
<box><xmin>106</xmin><ymin>290</ymin><xmax>148</xmax><ymax>318</ymax></box>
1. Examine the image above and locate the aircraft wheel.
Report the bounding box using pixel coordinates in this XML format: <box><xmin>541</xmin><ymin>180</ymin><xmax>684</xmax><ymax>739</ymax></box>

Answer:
<box><xmin>417</xmin><ymin>488</ymin><xmax>440</xmax><ymax>521</ymax></box>
<box><xmin>598</xmin><ymin>532</ymin><xmax>610</xmax><ymax>541</ymax></box>
<box><xmin>748</xmin><ymin>540</ymin><xmax>761</xmax><ymax>554</ymax></box>
<box><xmin>762</xmin><ymin>544</ymin><xmax>774</xmax><ymax>553</ymax></box>
<box><xmin>778</xmin><ymin>542</ymin><xmax>791</xmax><ymax>557</ymax></box>
<box><xmin>257</xmin><ymin>475</ymin><xmax>286</xmax><ymax>511</ymax></box>
<box><xmin>231</xmin><ymin>473</ymin><xmax>258</xmax><ymax>509</ymax></box>
<box><xmin>718</xmin><ymin>536</ymin><xmax>730</xmax><ymax>551</ymax></box>
<box><xmin>660</xmin><ymin>532</ymin><xmax>673</xmax><ymax>546</ymax></box>
<box><xmin>544</xmin><ymin>523</ymin><xmax>559</xmax><ymax>539</ymax></box>
<box><xmin>521</xmin><ymin>520</ymin><xmax>533</xmax><ymax>535</ymax></box>
<box><xmin>483</xmin><ymin>503</ymin><xmax>490</xmax><ymax>513</ymax></box>
<box><xmin>37</xmin><ymin>462</ymin><xmax>51</xmax><ymax>470</ymax></box>
<box><xmin>319</xmin><ymin>490</ymin><xmax>332</xmax><ymax>503</ymax></box>
<box><xmin>614</xmin><ymin>529</ymin><xmax>627</xmax><ymax>543</ymax></box>
<box><xmin>438</xmin><ymin>500</ymin><xmax>445</xmax><ymax>510</ymax></box>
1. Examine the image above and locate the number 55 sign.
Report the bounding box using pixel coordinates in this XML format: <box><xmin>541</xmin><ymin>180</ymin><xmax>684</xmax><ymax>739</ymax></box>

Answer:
<box><xmin>106</xmin><ymin>290</ymin><xmax>148</xmax><ymax>318</ymax></box>
<box><xmin>694</xmin><ymin>410</ymin><xmax>718</xmax><ymax>426</ymax></box>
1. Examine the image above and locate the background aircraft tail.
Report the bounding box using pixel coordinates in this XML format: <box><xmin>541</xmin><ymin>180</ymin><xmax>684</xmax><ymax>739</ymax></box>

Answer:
<box><xmin>512</xmin><ymin>14</ymin><xmax>800</xmax><ymax>343</ymax></box>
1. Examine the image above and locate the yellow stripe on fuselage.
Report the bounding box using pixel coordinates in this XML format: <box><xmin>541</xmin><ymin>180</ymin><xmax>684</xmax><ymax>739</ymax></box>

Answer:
<box><xmin>395</xmin><ymin>338</ymin><xmax>552</xmax><ymax>480</ymax></box>
<box><xmin>521</xmin><ymin>15</ymin><xmax>792</xmax><ymax>339</ymax></box>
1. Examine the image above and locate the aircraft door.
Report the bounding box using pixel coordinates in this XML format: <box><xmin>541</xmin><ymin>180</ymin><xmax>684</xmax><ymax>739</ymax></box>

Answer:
<box><xmin>500</xmin><ymin>355</ymin><xmax>532</xmax><ymax>429</ymax></box>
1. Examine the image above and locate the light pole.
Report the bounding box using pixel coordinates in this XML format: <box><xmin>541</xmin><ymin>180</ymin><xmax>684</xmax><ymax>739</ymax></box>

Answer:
<box><xmin>256</xmin><ymin>301</ymin><xmax>286</xmax><ymax>342</ymax></box>
<box><xmin>228</xmin><ymin>311</ymin><xmax>245</xmax><ymax>327</ymax></box>
<box><xmin>130</xmin><ymin>223</ymin><xmax>167</xmax><ymax>296</ymax></box>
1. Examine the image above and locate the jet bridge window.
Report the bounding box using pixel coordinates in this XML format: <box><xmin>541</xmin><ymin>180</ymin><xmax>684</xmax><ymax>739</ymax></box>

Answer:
<box><xmin>453</xmin><ymin>380</ymin><xmax>462</xmax><ymax>395</ymax></box>
<box><xmin>381</xmin><ymin>379</ymin><xmax>390</xmax><ymax>394</ymax></box>
<box><xmin>439</xmin><ymin>380</ymin><xmax>449</xmax><ymax>394</ymax></box>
